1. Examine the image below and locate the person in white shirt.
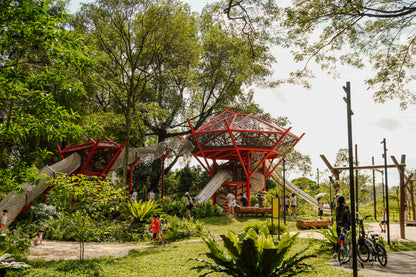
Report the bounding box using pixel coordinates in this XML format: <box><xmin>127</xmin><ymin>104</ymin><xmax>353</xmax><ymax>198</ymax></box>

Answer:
<box><xmin>147</xmin><ymin>189</ymin><xmax>156</xmax><ymax>201</ymax></box>
<box><xmin>291</xmin><ymin>193</ymin><xmax>297</xmax><ymax>218</ymax></box>
<box><xmin>226</xmin><ymin>190</ymin><xmax>236</xmax><ymax>215</ymax></box>
<box><xmin>130</xmin><ymin>188</ymin><xmax>138</xmax><ymax>202</ymax></box>
<box><xmin>183</xmin><ymin>192</ymin><xmax>196</xmax><ymax>219</ymax></box>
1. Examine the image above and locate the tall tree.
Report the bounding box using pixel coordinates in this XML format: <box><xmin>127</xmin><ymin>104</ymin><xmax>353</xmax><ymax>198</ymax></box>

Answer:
<box><xmin>224</xmin><ymin>0</ymin><xmax>416</xmax><ymax>108</ymax></box>
<box><xmin>0</xmin><ymin>0</ymin><xmax>93</xmax><ymax>193</ymax></box>
<box><xmin>73</xmin><ymin>0</ymin><xmax>200</xmax><ymax>190</ymax></box>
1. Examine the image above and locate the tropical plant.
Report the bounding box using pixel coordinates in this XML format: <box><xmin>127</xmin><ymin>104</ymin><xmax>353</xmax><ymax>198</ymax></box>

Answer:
<box><xmin>243</xmin><ymin>220</ymin><xmax>287</xmax><ymax>235</ymax></box>
<box><xmin>312</xmin><ymin>224</ymin><xmax>338</xmax><ymax>250</ymax></box>
<box><xmin>191</xmin><ymin>227</ymin><xmax>315</xmax><ymax>276</ymax></box>
<box><xmin>126</xmin><ymin>200</ymin><xmax>162</xmax><ymax>223</ymax></box>
<box><xmin>0</xmin><ymin>229</ymin><xmax>31</xmax><ymax>260</ymax></box>
<box><xmin>162</xmin><ymin>216</ymin><xmax>203</xmax><ymax>242</ymax></box>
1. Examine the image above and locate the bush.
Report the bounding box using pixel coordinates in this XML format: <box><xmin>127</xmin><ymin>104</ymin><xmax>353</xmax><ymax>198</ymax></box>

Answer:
<box><xmin>312</xmin><ymin>224</ymin><xmax>338</xmax><ymax>250</ymax></box>
<box><xmin>243</xmin><ymin>219</ymin><xmax>288</xmax><ymax>235</ymax></box>
<box><xmin>0</xmin><ymin>229</ymin><xmax>31</xmax><ymax>260</ymax></box>
<box><xmin>126</xmin><ymin>200</ymin><xmax>162</xmax><ymax>223</ymax></box>
<box><xmin>194</xmin><ymin>200</ymin><xmax>223</xmax><ymax>218</ymax></box>
<box><xmin>162</xmin><ymin>216</ymin><xmax>203</xmax><ymax>241</ymax></box>
<box><xmin>192</xmin><ymin>227</ymin><xmax>315</xmax><ymax>276</ymax></box>
<box><xmin>160</xmin><ymin>198</ymin><xmax>223</xmax><ymax>218</ymax></box>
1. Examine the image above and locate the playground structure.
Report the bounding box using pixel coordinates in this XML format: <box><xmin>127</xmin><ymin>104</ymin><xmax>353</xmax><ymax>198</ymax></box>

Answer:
<box><xmin>187</xmin><ymin>109</ymin><xmax>304</xmax><ymax>206</ymax></box>
<box><xmin>0</xmin><ymin>138</ymin><xmax>193</xmax><ymax>225</ymax></box>
<box><xmin>0</xmin><ymin>108</ymin><xmax>336</xmax><ymax>224</ymax></box>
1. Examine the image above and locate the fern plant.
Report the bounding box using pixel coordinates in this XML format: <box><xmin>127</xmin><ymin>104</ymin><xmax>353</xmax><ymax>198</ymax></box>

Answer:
<box><xmin>191</xmin><ymin>227</ymin><xmax>315</xmax><ymax>276</ymax></box>
<box><xmin>126</xmin><ymin>200</ymin><xmax>162</xmax><ymax>223</ymax></box>
<box><xmin>312</xmin><ymin>224</ymin><xmax>338</xmax><ymax>250</ymax></box>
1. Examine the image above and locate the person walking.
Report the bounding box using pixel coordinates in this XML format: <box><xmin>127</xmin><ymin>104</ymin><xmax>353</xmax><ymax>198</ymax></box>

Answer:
<box><xmin>379</xmin><ymin>207</ymin><xmax>387</xmax><ymax>233</ymax></box>
<box><xmin>318</xmin><ymin>197</ymin><xmax>324</xmax><ymax>220</ymax></box>
<box><xmin>226</xmin><ymin>190</ymin><xmax>236</xmax><ymax>216</ymax></box>
<box><xmin>183</xmin><ymin>192</ymin><xmax>196</xmax><ymax>219</ymax></box>
<box><xmin>291</xmin><ymin>193</ymin><xmax>297</xmax><ymax>218</ymax></box>
<box><xmin>148</xmin><ymin>214</ymin><xmax>162</xmax><ymax>247</ymax></box>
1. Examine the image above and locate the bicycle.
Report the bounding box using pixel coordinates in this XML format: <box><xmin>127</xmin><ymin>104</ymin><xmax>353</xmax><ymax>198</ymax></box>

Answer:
<box><xmin>357</xmin><ymin>215</ymin><xmax>388</xmax><ymax>267</ymax></box>
<box><xmin>337</xmin><ymin>227</ymin><xmax>351</xmax><ymax>264</ymax></box>
<box><xmin>338</xmin><ymin>225</ymin><xmax>368</xmax><ymax>265</ymax></box>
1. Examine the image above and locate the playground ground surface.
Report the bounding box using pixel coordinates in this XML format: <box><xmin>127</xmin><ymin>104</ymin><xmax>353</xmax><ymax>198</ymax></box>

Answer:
<box><xmin>27</xmin><ymin>223</ymin><xmax>416</xmax><ymax>277</ymax></box>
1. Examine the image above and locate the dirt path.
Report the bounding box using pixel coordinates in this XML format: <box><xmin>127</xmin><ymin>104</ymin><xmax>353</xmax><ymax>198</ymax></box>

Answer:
<box><xmin>28</xmin><ymin>241</ymin><xmax>152</xmax><ymax>261</ymax></box>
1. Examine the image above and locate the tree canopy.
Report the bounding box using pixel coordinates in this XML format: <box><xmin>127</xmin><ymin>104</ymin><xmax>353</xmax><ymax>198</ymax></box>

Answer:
<box><xmin>0</xmin><ymin>0</ymin><xmax>95</xmax><ymax>192</ymax></box>
<box><xmin>225</xmin><ymin>0</ymin><xmax>416</xmax><ymax>108</ymax></box>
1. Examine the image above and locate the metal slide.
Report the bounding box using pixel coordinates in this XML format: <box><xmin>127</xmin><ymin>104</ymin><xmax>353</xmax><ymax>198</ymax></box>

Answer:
<box><xmin>270</xmin><ymin>169</ymin><xmax>331</xmax><ymax>213</ymax></box>
<box><xmin>194</xmin><ymin>169</ymin><xmax>232</xmax><ymax>204</ymax></box>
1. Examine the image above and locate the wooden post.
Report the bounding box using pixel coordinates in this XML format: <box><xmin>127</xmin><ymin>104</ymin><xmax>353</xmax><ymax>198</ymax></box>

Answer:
<box><xmin>411</xmin><ymin>180</ymin><xmax>416</xmax><ymax>220</ymax></box>
<box><xmin>391</xmin><ymin>155</ymin><xmax>406</xmax><ymax>239</ymax></box>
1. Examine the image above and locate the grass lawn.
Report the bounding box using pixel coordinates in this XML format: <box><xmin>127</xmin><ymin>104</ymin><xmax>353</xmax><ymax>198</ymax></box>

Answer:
<box><xmin>11</xmin><ymin>215</ymin><xmax>359</xmax><ymax>277</ymax></box>
<box><xmin>23</xmin><ymin>238</ymin><xmax>354</xmax><ymax>277</ymax></box>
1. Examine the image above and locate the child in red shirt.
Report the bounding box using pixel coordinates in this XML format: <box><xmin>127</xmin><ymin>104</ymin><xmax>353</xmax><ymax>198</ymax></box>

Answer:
<box><xmin>148</xmin><ymin>214</ymin><xmax>161</xmax><ymax>247</ymax></box>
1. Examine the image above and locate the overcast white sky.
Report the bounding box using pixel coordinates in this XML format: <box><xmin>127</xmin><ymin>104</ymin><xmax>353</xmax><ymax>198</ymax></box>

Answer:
<box><xmin>69</xmin><ymin>0</ymin><xmax>416</xmax><ymax>187</ymax></box>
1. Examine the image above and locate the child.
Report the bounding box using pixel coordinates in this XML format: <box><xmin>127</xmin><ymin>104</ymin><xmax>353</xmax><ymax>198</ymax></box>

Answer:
<box><xmin>379</xmin><ymin>207</ymin><xmax>387</xmax><ymax>233</ymax></box>
<box><xmin>148</xmin><ymin>214</ymin><xmax>161</xmax><ymax>247</ymax></box>
<box><xmin>318</xmin><ymin>197</ymin><xmax>324</xmax><ymax>220</ymax></box>
<box><xmin>155</xmin><ymin>214</ymin><xmax>167</xmax><ymax>245</ymax></box>
<box><xmin>0</xmin><ymin>209</ymin><xmax>7</xmax><ymax>235</ymax></box>
<box><xmin>33</xmin><ymin>230</ymin><xmax>44</xmax><ymax>246</ymax></box>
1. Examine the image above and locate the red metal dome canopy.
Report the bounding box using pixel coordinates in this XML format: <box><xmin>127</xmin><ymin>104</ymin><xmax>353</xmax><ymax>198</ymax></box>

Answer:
<box><xmin>187</xmin><ymin>108</ymin><xmax>305</xmax><ymax>206</ymax></box>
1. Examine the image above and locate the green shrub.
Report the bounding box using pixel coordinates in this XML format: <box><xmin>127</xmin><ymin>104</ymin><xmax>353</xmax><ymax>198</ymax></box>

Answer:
<box><xmin>126</xmin><ymin>200</ymin><xmax>162</xmax><ymax>223</ymax></box>
<box><xmin>312</xmin><ymin>224</ymin><xmax>338</xmax><ymax>250</ymax></box>
<box><xmin>194</xmin><ymin>200</ymin><xmax>223</xmax><ymax>218</ymax></box>
<box><xmin>162</xmin><ymin>216</ymin><xmax>203</xmax><ymax>241</ymax></box>
<box><xmin>0</xmin><ymin>229</ymin><xmax>31</xmax><ymax>260</ymax></box>
<box><xmin>160</xmin><ymin>198</ymin><xmax>223</xmax><ymax>218</ymax></box>
<box><xmin>192</xmin><ymin>227</ymin><xmax>315</xmax><ymax>276</ymax></box>
<box><xmin>243</xmin><ymin>219</ymin><xmax>287</xmax><ymax>235</ymax></box>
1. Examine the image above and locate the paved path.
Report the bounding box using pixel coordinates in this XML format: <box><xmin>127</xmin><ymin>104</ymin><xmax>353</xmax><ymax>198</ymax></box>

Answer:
<box><xmin>326</xmin><ymin>223</ymin><xmax>416</xmax><ymax>277</ymax></box>
<box><xmin>328</xmin><ymin>251</ymin><xmax>416</xmax><ymax>277</ymax></box>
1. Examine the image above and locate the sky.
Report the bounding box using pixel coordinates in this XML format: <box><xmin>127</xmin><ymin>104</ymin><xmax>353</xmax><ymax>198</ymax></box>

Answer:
<box><xmin>68</xmin><ymin>0</ymin><xmax>416</xmax><ymax>187</ymax></box>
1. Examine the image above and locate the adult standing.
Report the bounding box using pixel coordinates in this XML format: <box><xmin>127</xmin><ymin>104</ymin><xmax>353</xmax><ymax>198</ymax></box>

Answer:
<box><xmin>183</xmin><ymin>192</ymin><xmax>196</xmax><ymax>219</ymax></box>
<box><xmin>284</xmin><ymin>195</ymin><xmax>290</xmax><ymax>216</ymax></box>
<box><xmin>291</xmin><ymin>193</ymin><xmax>297</xmax><ymax>218</ymax></box>
<box><xmin>130</xmin><ymin>188</ymin><xmax>138</xmax><ymax>202</ymax></box>
<box><xmin>335</xmin><ymin>196</ymin><xmax>351</xmax><ymax>257</ymax></box>
<box><xmin>147</xmin><ymin>189</ymin><xmax>156</xmax><ymax>201</ymax></box>
<box><xmin>318</xmin><ymin>197</ymin><xmax>324</xmax><ymax>220</ymax></box>
<box><xmin>226</xmin><ymin>190</ymin><xmax>236</xmax><ymax>215</ymax></box>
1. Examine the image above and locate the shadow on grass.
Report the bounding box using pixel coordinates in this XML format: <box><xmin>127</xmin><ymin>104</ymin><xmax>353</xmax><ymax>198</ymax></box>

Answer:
<box><xmin>127</xmin><ymin>247</ymin><xmax>165</xmax><ymax>258</ymax></box>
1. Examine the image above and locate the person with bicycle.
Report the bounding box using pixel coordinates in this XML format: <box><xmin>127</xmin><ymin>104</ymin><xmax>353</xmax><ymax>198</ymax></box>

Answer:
<box><xmin>334</xmin><ymin>196</ymin><xmax>351</xmax><ymax>258</ymax></box>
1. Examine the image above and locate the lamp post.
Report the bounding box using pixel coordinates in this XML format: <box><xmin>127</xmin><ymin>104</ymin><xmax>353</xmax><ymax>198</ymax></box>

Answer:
<box><xmin>283</xmin><ymin>158</ymin><xmax>286</xmax><ymax>225</ymax></box>
<box><xmin>381</xmin><ymin>138</ymin><xmax>390</xmax><ymax>245</ymax></box>
<box><xmin>317</xmin><ymin>168</ymin><xmax>320</xmax><ymax>193</ymax></box>
<box><xmin>343</xmin><ymin>81</ymin><xmax>358</xmax><ymax>277</ymax></box>
<box><xmin>372</xmin><ymin>156</ymin><xmax>377</xmax><ymax>221</ymax></box>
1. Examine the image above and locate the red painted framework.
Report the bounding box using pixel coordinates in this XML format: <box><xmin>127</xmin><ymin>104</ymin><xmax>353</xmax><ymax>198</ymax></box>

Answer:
<box><xmin>187</xmin><ymin>109</ymin><xmax>304</xmax><ymax>206</ymax></box>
